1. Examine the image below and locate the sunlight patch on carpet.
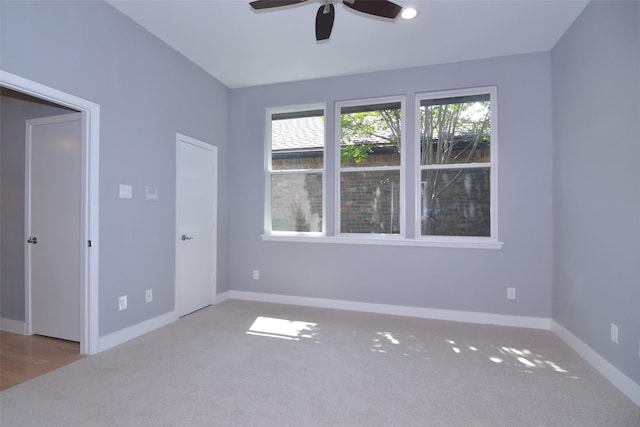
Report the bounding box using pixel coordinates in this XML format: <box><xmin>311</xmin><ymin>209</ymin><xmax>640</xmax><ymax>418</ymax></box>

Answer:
<box><xmin>246</xmin><ymin>316</ymin><xmax>318</xmax><ymax>341</ymax></box>
<box><xmin>496</xmin><ymin>346</ymin><xmax>570</xmax><ymax>374</ymax></box>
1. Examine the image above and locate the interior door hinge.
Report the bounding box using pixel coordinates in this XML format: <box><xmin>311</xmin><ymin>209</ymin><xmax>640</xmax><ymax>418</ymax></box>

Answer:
<box><xmin>88</xmin><ymin>240</ymin><xmax>92</xmax><ymax>248</ymax></box>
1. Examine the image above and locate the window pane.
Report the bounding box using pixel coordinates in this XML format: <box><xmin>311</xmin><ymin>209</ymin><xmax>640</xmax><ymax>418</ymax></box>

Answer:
<box><xmin>341</xmin><ymin>170</ymin><xmax>400</xmax><ymax>234</ymax></box>
<box><xmin>272</xmin><ymin>112</ymin><xmax>324</xmax><ymax>171</ymax></box>
<box><xmin>271</xmin><ymin>173</ymin><xmax>322</xmax><ymax>232</ymax></box>
<box><xmin>340</xmin><ymin>102</ymin><xmax>401</xmax><ymax>167</ymax></box>
<box><xmin>420</xmin><ymin>94</ymin><xmax>490</xmax><ymax>165</ymax></box>
<box><xmin>421</xmin><ymin>168</ymin><xmax>490</xmax><ymax>236</ymax></box>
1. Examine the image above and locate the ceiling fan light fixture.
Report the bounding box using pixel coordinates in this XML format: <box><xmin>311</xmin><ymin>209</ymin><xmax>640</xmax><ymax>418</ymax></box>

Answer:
<box><xmin>250</xmin><ymin>0</ymin><xmax>405</xmax><ymax>41</ymax></box>
<box><xmin>400</xmin><ymin>7</ymin><xmax>418</xmax><ymax>20</ymax></box>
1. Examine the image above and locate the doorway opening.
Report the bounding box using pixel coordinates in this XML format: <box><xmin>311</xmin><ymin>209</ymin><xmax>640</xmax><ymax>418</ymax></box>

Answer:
<box><xmin>0</xmin><ymin>70</ymin><xmax>100</xmax><ymax>355</ymax></box>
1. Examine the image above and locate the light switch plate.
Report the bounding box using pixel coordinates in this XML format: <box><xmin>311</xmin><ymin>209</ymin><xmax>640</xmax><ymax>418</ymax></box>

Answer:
<box><xmin>145</xmin><ymin>186</ymin><xmax>158</xmax><ymax>201</ymax></box>
<box><xmin>119</xmin><ymin>184</ymin><xmax>132</xmax><ymax>199</ymax></box>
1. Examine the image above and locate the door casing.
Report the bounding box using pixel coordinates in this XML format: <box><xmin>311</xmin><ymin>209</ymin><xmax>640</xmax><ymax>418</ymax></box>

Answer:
<box><xmin>1</xmin><ymin>70</ymin><xmax>100</xmax><ymax>355</ymax></box>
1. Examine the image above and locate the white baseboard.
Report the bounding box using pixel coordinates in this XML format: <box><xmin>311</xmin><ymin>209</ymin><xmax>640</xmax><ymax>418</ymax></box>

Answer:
<box><xmin>98</xmin><ymin>311</ymin><xmax>178</xmax><ymax>353</ymax></box>
<box><xmin>228</xmin><ymin>290</ymin><xmax>551</xmax><ymax>330</ymax></box>
<box><xmin>96</xmin><ymin>293</ymin><xmax>231</xmax><ymax>353</ymax></box>
<box><xmin>0</xmin><ymin>317</ymin><xmax>26</xmax><ymax>334</ymax></box>
<box><xmin>227</xmin><ymin>291</ymin><xmax>639</xmax><ymax>406</ymax></box>
<box><xmin>89</xmin><ymin>291</ymin><xmax>639</xmax><ymax>407</ymax></box>
<box><xmin>552</xmin><ymin>320</ymin><xmax>640</xmax><ymax>407</ymax></box>
<box><xmin>214</xmin><ymin>290</ymin><xmax>231</xmax><ymax>304</ymax></box>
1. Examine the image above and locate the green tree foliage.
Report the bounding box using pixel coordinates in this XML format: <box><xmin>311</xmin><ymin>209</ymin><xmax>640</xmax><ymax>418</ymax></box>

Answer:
<box><xmin>340</xmin><ymin>143</ymin><xmax>373</xmax><ymax>164</ymax></box>
<box><xmin>421</xmin><ymin>100</ymin><xmax>490</xmax><ymax>166</ymax></box>
<box><xmin>421</xmin><ymin>99</ymin><xmax>491</xmax><ymax>235</ymax></box>
<box><xmin>340</xmin><ymin>106</ymin><xmax>401</xmax><ymax>164</ymax></box>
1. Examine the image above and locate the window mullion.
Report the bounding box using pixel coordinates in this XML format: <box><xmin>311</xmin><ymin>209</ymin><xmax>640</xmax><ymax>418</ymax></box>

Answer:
<box><xmin>420</xmin><ymin>162</ymin><xmax>492</xmax><ymax>171</ymax></box>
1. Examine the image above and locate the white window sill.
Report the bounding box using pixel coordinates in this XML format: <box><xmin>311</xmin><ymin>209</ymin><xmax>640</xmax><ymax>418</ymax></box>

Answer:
<box><xmin>261</xmin><ymin>234</ymin><xmax>504</xmax><ymax>250</ymax></box>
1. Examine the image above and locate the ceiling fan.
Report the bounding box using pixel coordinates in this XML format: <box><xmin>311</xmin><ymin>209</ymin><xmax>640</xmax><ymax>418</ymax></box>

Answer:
<box><xmin>249</xmin><ymin>0</ymin><xmax>403</xmax><ymax>41</ymax></box>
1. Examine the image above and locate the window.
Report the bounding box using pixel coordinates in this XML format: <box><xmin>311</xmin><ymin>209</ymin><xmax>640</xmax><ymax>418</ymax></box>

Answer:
<box><xmin>263</xmin><ymin>87</ymin><xmax>500</xmax><ymax>248</ymax></box>
<box><xmin>267</xmin><ymin>107</ymin><xmax>324</xmax><ymax>234</ymax></box>
<box><xmin>417</xmin><ymin>87</ymin><xmax>497</xmax><ymax>240</ymax></box>
<box><xmin>338</xmin><ymin>98</ymin><xmax>403</xmax><ymax>235</ymax></box>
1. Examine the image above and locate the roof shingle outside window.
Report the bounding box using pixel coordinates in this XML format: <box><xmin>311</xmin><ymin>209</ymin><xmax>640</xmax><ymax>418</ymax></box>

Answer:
<box><xmin>271</xmin><ymin>116</ymin><xmax>324</xmax><ymax>152</ymax></box>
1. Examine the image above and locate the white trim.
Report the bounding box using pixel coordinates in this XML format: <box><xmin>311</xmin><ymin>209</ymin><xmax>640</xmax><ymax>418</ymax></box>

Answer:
<box><xmin>552</xmin><ymin>320</ymin><xmax>640</xmax><ymax>407</ymax></box>
<box><xmin>98</xmin><ymin>291</ymin><xmax>229</xmax><ymax>352</ymax></box>
<box><xmin>264</xmin><ymin>108</ymin><xmax>273</xmax><ymax>234</ymax></box>
<box><xmin>98</xmin><ymin>311</ymin><xmax>178</xmax><ymax>353</ymax></box>
<box><xmin>213</xmin><ymin>290</ymin><xmax>231</xmax><ymax>304</ymax></box>
<box><xmin>265</xmin><ymin>104</ymin><xmax>327</xmax><ymax>235</ymax></box>
<box><xmin>340</xmin><ymin>165</ymin><xmax>401</xmax><ymax>172</ymax></box>
<box><xmin>262</xmin><ymin>234</ymin><xmax>503</xmax><ymax>249</ymax></box>
<box><xmin>271</xmin><ymin>168</ymin><xmax>323</xmax><ymax>175</ymax></box>
<box><xmin>415</xmin><ymin>86</ymin><xmax>498</xmax><ymax>243</ymax></box>
<box><xmin>229</xmin><ymin>290</ymin><xmax>550</xmax><ymax>330</ymax></box>
<box><xmin>0</xmin><ymin>70</ymin><xmax>100</xmax><ymax>355</ymax></box>
<box><xmin>335</xmin><ymin>95</ymin><xmax>405</xmax><ymax>237</ymax></box>
<box><xmin>0</xmin><ymin>317</ymin><xmax>27</xmax><ymax>334</ymax></box>
<box><xmin>221</xmin><ymin>292</ymin><xmax>639</xmax><ymax>405</ymax></box>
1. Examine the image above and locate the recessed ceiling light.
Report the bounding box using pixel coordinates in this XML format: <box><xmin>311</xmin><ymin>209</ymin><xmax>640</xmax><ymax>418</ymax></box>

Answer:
<box><xmin>401</xmin><ymin>7</ymin><xmax>418</xmax><ymax>20</ymax></box>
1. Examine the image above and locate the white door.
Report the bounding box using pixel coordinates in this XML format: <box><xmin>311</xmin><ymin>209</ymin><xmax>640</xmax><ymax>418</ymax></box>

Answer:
<box><xmin>26</xmin><ymin>113</ymin><xmax>82</xmax><ymax>342</ymax></box>
<box><xmin>175</xmin><ymin>133</ymin><xmax>217</xmax><ymax>317</ymax></box>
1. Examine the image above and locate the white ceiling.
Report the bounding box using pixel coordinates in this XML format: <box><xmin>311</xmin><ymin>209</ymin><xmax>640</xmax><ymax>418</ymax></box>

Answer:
<box><xmin>107</xmin><ymin>0</ymin><xmax>589</xmax><ymax>89</ymax></box>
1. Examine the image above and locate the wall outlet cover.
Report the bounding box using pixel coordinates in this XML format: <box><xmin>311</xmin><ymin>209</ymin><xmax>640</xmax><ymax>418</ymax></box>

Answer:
<box><xmin>610</xmin><ymin>323</ymin><xmax>618</xmax><ymax>344</ymax></box>
<box><xmin>119</xmin><ymin>184</ymin><xmax>132</xmax><ymax>199</ymax></box>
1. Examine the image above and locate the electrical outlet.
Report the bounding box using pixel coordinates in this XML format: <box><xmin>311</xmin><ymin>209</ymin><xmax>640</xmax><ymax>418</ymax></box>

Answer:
<box><xmin>610</xmin><ymin>323</ymin><xmax>618</xmax><ymax>344</ymax></box>
<box><xmin>507</xmin><ymin>287</ymin><xmax>516</xmax><ymax>300</ymax></box>
<box><xmin>253</xmin><ymin>270</ymin><xmax>260</xmax><ymax>280</ymax></box>
<box><xmin>118</xmin><ymin>295</ymin><xmax>127</xmax><ymax>311</ymax></box>
<box><xmin>145</xmin><ymin>289</ymin><xmax>153</xmax><ymax>303</ymax></box>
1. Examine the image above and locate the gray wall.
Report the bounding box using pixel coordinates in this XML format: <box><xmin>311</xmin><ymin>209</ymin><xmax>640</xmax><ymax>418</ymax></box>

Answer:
<box><xmin>0</xmin><ymin>89</ymin><xmax>75</xmax><ymax>321</ymax></box>
<box><xmin>229</xmin><ymin>52</ymin><xmax>554</xmax><ymax>317</ymax></box>
<box><xmin>1</xmin><ymin>0</ymin><xmax>230</xmax><ymax>336</ymax></box>
<box><xmin>551</xmin><ymin>1</ymin><xmax>640</xmax><ymax>384</ymax></box>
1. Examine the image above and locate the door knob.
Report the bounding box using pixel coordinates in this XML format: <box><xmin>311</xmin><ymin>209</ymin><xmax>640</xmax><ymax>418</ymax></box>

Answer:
<box><xmin>181</xmin><ymin>234</ymin><xmax>194</xmax><ymax>241</ymax></box>
<box><xmin>27</xmin><ymin>236</ymin><xmax>38</xmax><ymax>244</ymax></box>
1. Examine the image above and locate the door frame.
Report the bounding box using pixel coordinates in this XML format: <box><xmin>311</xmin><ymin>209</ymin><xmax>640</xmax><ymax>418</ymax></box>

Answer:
<box><xmin>1</xmin><ymin>70</ymin><xmax>100</xmax><ymax>355</ymax></box>
<box><xmin>175</xmin><ymin>133</ymin><xmax>217</xmax><ymax>316</ymax></box>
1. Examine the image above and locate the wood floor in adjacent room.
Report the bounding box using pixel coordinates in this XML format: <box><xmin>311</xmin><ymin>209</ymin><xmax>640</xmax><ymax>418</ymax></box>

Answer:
<box><xmin>0</xmin><ymin>331</ymin><xmax>83</xmax><ymax>391</ymax></box>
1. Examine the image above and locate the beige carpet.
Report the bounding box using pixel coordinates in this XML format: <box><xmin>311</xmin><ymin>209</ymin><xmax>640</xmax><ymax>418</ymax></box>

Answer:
<box><xmin>1</xmin><ymin>300</ymin><xmax>639</xmax><ymax>426</ymax></box>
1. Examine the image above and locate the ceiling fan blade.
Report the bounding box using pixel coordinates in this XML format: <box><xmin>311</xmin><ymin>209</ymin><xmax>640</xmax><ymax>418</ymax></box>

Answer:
<box><xmin>342</xmin><ymin>0</ymin><xmax>402</xmax><ymax>19</ymax></box>
<box><xmin>249</xmin><ymin>0</ymin><xmax>308</xmax><ymax>10</ymax></box>
<box><xmin>315</xmin><ymin>4</ymin><xmax>335</xmax><ymax>41</ymax></box>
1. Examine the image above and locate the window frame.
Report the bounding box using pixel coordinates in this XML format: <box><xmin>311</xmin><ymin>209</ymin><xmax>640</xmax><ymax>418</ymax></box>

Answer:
<box><xmin>335</xmin><ymin>96</ymin><xmax>406</xmax><ymax>239</ymax></box>
<box><xmin>264</xmin><ymin>104</ymin><xmax>326</xmax><ymax>236</ymax></box>
<box><xmin>414</xmin><ymin>86</ymin><xmax>499</xmax><ymax>247</ymax></box>
<box><xmin>261</xmin><ymin>88</ymin><xmax>503</xmax><ymax>250</ymax></box>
